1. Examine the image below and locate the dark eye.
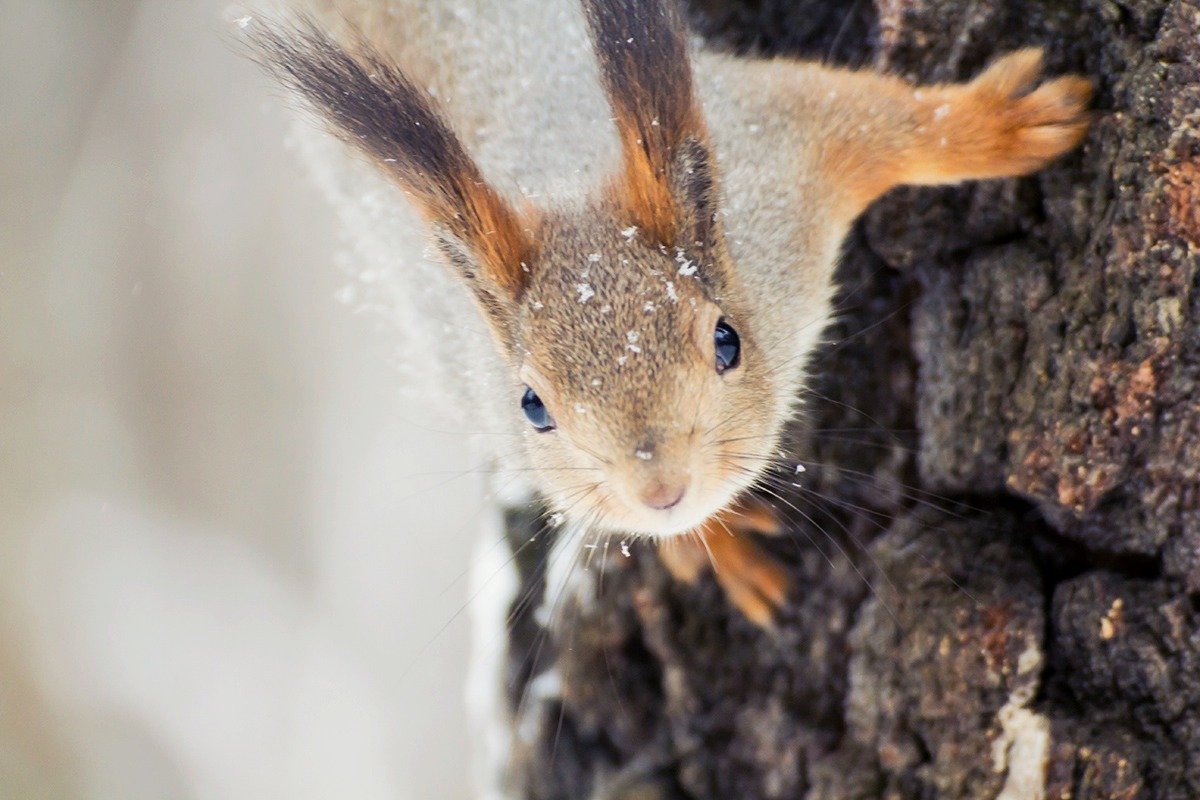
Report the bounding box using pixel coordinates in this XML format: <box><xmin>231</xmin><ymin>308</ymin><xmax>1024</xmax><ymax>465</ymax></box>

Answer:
<box><xmin>521</xmin><ymin>386</ymin><xmax>556</xmax><ymax>432</ymax></box>
<box><xmin>714</xmin><ymin>318</ymin><xmax>741</xmax><ymax>373</ymax></box>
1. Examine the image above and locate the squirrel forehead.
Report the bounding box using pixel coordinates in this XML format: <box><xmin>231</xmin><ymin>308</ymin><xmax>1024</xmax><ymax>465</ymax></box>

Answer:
<box><xmin>517</xmin><ymin>238</ymin><xmax>710</xmax><ymax>392</ymax></box>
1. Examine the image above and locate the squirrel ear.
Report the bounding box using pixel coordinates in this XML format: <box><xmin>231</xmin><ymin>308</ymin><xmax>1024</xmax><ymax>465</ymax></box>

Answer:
<box><xmin>434</xmin><ymin>229</ymin><xmax>522</xmax><ymax>350</ymax></box>
<box><xmin>252</xmin><ymin>18</ymin><xmax>534</xmax><ymax>301</ymax></box>
<box><xmin>668</xmin><ymin>136</ymin><xmax>720</xmax><ymax>251</ymax></box>
<box><xmin>583</xmin><ymin>0</ymin><xmax>714</xmax><ymax>247</ymax></box>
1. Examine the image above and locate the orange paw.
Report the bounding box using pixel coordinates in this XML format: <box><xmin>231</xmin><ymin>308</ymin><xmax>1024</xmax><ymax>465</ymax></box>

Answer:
<box><xmin>657</xmin><ymin>495</ymin><xmax>790</xmax><ymax>628</ymax></box>
<box><xmin>927</xmin><ymin>48</ymin><xmax>1093</xmax><ymax>180</ymax></box>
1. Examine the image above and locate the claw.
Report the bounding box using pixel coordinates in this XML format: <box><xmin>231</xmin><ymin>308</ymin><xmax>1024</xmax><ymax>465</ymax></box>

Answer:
<box><xmin>657</xmin><ymin>495</ymin><xmax>791</xmax><ymax>628</ymax></box>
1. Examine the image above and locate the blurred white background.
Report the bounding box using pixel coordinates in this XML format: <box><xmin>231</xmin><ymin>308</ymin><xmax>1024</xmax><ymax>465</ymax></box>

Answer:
<box><xmin>1</xmin><ymin>2</ymin><xmax>484</xmax><ymax>797</ymax></box>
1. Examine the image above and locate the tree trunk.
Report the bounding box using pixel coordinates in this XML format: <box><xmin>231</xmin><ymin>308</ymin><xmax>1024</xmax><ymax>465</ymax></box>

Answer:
<box><xmin>498</xmin><ymin>1</ymin><xmax>1200</xmax><ymax>798</ymax></box>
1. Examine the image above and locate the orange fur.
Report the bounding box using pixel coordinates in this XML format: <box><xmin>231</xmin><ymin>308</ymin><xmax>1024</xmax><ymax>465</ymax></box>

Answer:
<box><xmin>658</xmin><ymin>495</ymin><xmax>789</xmax><ymax>628</ymax></box>
<box><xmin>421</xmin><ymin>176</ymin><xmax>536</xmax><ymax>297</ymax></box>
<box><xmin>606</xmin><ymin>104</ymin><xmax>708</xmax><ymax>246</ymax></box>
<box><xmin>820</xmin><ymin>48</ymin><xmax>1093</xmax><ymax>217</ymax></box>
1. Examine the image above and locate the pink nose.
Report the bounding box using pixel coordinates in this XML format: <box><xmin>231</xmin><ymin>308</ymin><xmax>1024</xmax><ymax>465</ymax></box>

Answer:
<box><xmin>640</xmin><ymin>482</ymin><xmax>686</xmax><ymax>511</ymax></box>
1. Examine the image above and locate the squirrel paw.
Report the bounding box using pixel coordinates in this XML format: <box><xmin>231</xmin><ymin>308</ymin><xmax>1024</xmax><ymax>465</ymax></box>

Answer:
<box><xmin>657</xmin><ymin>495</ymin><xmax>790</xmax><ymax>628</ymax></box>
<box><xmin>944</xmin><ymin>47</ymin><xmax>1093</xmax><ymax>178</ymax></box>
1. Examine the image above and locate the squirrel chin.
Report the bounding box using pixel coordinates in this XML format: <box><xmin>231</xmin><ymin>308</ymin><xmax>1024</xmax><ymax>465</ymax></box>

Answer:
<box><xmin>602</xmin><ymin>484</ymin><xmax>746</xmax><ymax>539</ymax></box>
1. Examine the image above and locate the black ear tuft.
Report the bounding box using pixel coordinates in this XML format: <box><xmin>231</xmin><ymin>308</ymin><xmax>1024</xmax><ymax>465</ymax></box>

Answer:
<box><xmin>249</xmin><ymin>17</ymin><xmax>533</xmax><ymax>300</ymax></box>
<box><xmin>582</xmin><ymin>0</ymin><xmax>711</xmax><ymax>245</ymax></box>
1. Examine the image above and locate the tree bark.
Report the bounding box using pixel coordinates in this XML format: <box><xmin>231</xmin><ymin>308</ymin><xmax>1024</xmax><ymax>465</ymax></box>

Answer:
<box><xmin>499</xmin><ymin>1</ymin><xmax>1200</xmax><ymax>798</ymax></box>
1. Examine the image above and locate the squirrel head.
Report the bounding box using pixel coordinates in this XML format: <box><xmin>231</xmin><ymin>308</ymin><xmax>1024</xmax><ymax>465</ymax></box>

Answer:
<box><xmin>253</xmin><ymin>0</ymin><xmax>782</xmax><ymax>536</ymax></box>
<box><xmin>508</xmin><ymin>196</ymin><xmax>776</xmax><ymax>535</ymax></box>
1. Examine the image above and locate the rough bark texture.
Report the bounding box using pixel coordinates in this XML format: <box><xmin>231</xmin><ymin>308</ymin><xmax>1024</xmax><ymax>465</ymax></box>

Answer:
<box><xmin>501</xmin><ymin>2</ymin><xmax>1200</xmax><ymax>798</ymax></box>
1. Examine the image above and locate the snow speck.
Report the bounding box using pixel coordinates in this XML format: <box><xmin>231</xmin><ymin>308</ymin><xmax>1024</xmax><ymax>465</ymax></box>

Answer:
<box><xmin>588</xmin><ymin>253</ymin><xmax>602</xmax><ymax>263</ymax></box>
<box><xmin>643</xmin><ymin>301</ymin><xmax>656</xmax><ymax>313</ymax></box>
<box><xmin>531</xmin><ymin>300</ymin><xmax>545</xmax><ymax>311</ymax></box>
<box><xmin>574</xmin><ymin>403</ymin><xmax>588</xmax><ymax>414</ymax></box>
<box><xmin>794</xmin><ymin>463</ymin><xmax>807</xmax><ymax>474</ymax></box>
<box><xmin>591</xmin><ymin>377</ymin><xmax>602</xmax><ymax>387</ymax></box>
<box><xmin>600</xmin><ymin>304</ymin><xmax>613</xmax><ymax>314</ymax></box>
<box><xmin>635</xmin><ymin>449</ymin><xmax>653</xmax><ymax>461</ymax></box>
<box><xmin>665</xmin><ymin>281</ymin><xmax>679</xmax><ymax>302</ymax></box>
<box><xmin>618</xmin><ymin>355</ymin><xmax>628</xmax><ymax>366</ymax></box>
<box><xmin>675</xmin><ymin>247</ymin><xmax>698</xmax><ymax>276</ymax></box>
<box><xmin>621</xmin><ymin>225</ymin><xmax>638</xmax><ymax>240</ymax></box>
<box><xmin>748</xmin><ymin>123</ymin><xmax>761</xmax><ymax>133</ymax></box>
<box><xmin>234</xmin><ymin>15</ymin><xmax>253</xmax><ymax>29</ymax></box>
<box><xmin>626</xmin><ymin>330</ymin><xmax>641</xmax><ymax>353</ymax></box>
<box><xmin>933</xmin><ymin>103</ymin><xmax>951</xmax><ymax>121</ymax></box>
<box><xmin>620</xmin><ymin>540</ymin><xmax>632</xmax><ymax>558</ymax></box>
<box><xmin>577</xmin><ymin>283</ymin><xmax>595</xmax><ymax>303</ymax></box>
<box><xmin>549</xmin><ymin>513</ymin><xmax>565</xmax><ymax>526</ymax></box>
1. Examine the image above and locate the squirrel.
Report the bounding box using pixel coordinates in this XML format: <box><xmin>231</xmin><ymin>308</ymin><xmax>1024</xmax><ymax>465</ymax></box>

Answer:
<box><xmin>249</xmin><ymin>0</ymin><xmax>1091</xmax><ymax>626</ymax></box>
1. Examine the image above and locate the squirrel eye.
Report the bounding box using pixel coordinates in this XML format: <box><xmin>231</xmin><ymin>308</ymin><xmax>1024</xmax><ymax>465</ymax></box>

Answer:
<box><xmin>521</xmin><ymin>386</ymin><xmax>556</xmax><ymax>432</ymax></box>
<box><xmin>714</xmin><ymin>318</ymin><xmax>741</xmax><ymax>374</ymax></box>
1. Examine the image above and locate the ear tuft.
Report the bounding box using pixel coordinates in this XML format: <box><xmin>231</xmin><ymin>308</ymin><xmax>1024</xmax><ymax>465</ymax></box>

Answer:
<box><xmin>250</xmin><ymin>18</ymin><xmax>533</xmax><ymax>298</ymax></box>
<box><xmin>582</xmin><ymin>0</ymin><xmax>709</xmax><ymax>245</ymax></box>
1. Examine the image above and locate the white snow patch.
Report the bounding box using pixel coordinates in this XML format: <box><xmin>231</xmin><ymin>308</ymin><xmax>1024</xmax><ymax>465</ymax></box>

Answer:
<box><xmin>467</xmin><ymin>508</ymin><xmax>521</xmax><ymax>800</ymax></box>
<box><xmin>576</xmin><ymin>283</ymin><xmax>594</xmax><ymax>303</ymax></box>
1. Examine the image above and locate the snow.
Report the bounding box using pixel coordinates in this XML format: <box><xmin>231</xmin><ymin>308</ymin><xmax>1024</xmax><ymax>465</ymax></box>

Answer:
<box><xmin>635</xmin><ymin>450</ymin><xmax>653</xmax><ymax>461</ymax></box>
<box><xmin>576</xmin><ymin>283</ymin><xmax>595</xmax><ymax>303</ymax></box>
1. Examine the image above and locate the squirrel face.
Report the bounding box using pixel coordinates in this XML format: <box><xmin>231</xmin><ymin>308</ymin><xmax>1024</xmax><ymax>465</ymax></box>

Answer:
<box><xmin>252</xmin><ymin>1</ymin><xmax>790</xmax><ymax>537</ymax></box>
<box><xmin>513</xmin><ymin>208</ymin><xmax>776</xmax><ymax>536</ymax></box>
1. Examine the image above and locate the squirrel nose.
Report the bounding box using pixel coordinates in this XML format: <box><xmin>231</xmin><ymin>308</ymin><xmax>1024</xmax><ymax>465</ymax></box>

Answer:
<box><xmin>639</xmin><ymin>481</ymin><xmax>686</xmax><ymax>511</ymax></box>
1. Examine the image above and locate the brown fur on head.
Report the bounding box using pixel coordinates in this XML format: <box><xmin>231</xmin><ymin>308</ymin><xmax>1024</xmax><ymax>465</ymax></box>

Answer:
<box><xmin>253</xmin><ymin>2</ymin><xmax>781</xmax><ymax>537</ymax></box>
<box><xmin>514</xmin><ymin>195</ymin><xmax>775</xmax><ymax>536</ymax></box>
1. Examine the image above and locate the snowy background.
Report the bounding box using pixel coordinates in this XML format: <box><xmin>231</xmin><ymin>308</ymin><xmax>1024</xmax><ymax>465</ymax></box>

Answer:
<box><xmin>1</xmin><ymin>2</ymin><xmax>483</xmax><ymax>797</ymax></box>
